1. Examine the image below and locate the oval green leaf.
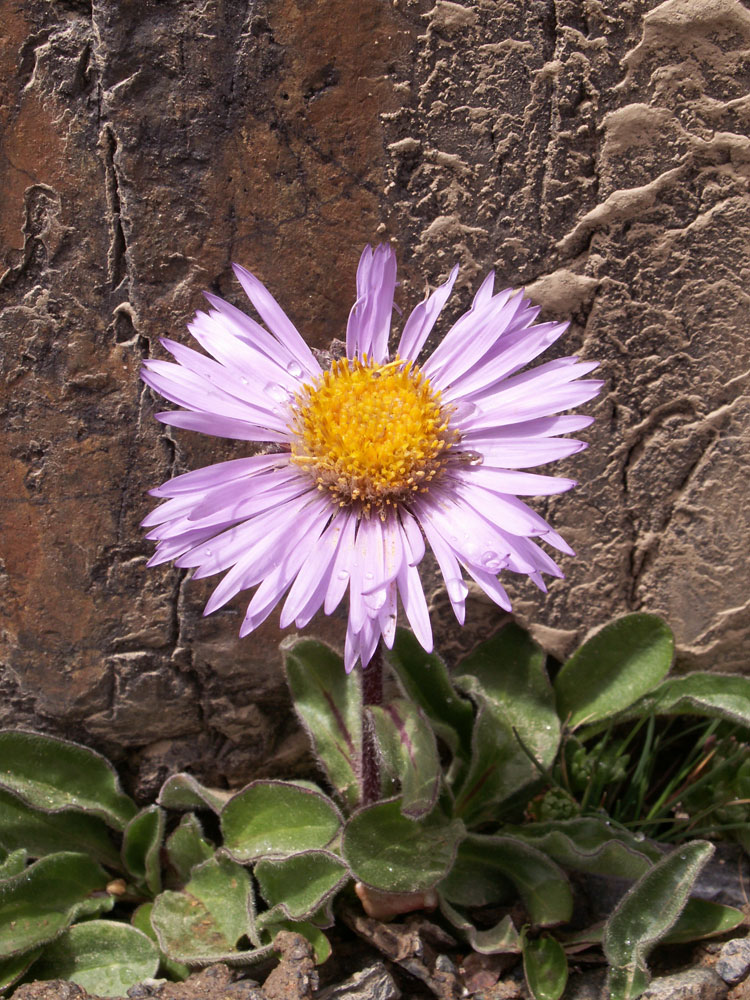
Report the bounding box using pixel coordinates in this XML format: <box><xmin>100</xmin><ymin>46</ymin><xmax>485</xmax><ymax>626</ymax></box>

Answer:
<box><xmin>122</xmin><ymin>806</ymin><xmax>165</xmax><ymax>895</ymax></box>
<box><xmin>283</xmin><ymin>637</ymin><xmax>362</xmax><ymax>809</ymax></box>
<box><xmin>30</xmin><ymin>921</ymin><xmax>159</xmax><ymax>997</ymax></box>
<box><xmin>368</xmin><ymin>699</ymin><xmax>441</xmax><ymax>818</ymax></box>
<box><xmin>554</xmin><ymin>614</ymin><xmax>674</xmax><ymax>727</ymax></box>
<box><xmin>342</xmin><ymin>799</ymin><xmax>464</xmax><ymax>893</ymax></box>
<box><xmin>523</xmin><ymin>933</ymin><xmax>568</xmax><ymax>1000</ymax></box>
<box><xmin>0</xmin><ymin>731</ymin><xmax>136</xmax><ymax>830</ymax></box>
<box><xmin>604</xmin><ymin>841</ymin><xmax>714</xmax><ymax>1000</ymax></box>
<box><xmin>221</xmin><ymin>781</ymin><xmax>343</xmax><ymax>862</ymax></box>
<box><xmin>617</xmin><ymin>673</ymin><xmax>750</xmax><ymax>729</ymax></box>
<box><xmin>165</xmin><ymin>813</ymin><xmax>214</xmax><ymax>885</ymax></box>
<box><xmin>157</xmin><ymin>773</ymin><xmax>230</xmax><ymax>813</ymax></box>
<box><xmin>255</xmin><ymin>850</ymin><xmax>350</xmax><ymax>925</ymax></box>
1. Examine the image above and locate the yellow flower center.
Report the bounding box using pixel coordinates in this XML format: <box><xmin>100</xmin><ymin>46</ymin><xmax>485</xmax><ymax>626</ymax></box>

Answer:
<box><xmin>289</xmin><ymin>356</ymin><xmax>459</xmax><ymax>514</ymax></box>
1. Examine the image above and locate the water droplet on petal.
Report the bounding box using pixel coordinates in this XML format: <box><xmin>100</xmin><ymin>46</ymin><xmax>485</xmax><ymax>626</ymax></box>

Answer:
<box><xmin>286</xmin><ymin>361</ymin><xmax>302</xmax><ymax>378</ymax></box>
<box><xmin>446</xmin><ymin>578</ymin><xmax>468</xmax><ymax>602</ymax></box>
<box><xmin>462</xmin><ymin>450</ymin><xmax>484</xmax><ymax>466</ymax></box>
<box><xmin>451</xmin><ymin>400</ymin><xmax>477</xmax><ymax>422</ymax></box>
<box><xmin>240</xmin><ymin>376</ymin><xmax>249</xmax><ymax>385</ymax></box>
<box><xmin>265</xmin><ymin>383</ymin><xmax>289</xmax><ymax>403</ymax></box>
<box><xmin>204</xmin><ymin>548</ymin><xmax>212</xmax><ymax>556</ymax></box>
<box><xmin>364</xmin><ymin>571</ymin><xmax>375</xmax><ymax>581</ymax></box>
<box><xmin>481</xmin><ymin>550</ymin><xmax>502</xmax><ymax>572</ymax></box>
<box><xmin>337</xmin><ymin>570</ymin><xmax>350</xmax><ymax>582</ymax></box>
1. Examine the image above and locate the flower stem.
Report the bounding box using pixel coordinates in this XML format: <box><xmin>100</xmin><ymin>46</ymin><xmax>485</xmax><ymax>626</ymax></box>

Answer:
<box><xmin>361</xmin><ymin>643</ymin><xmax>383</xmax><ymax>806</ymax></box>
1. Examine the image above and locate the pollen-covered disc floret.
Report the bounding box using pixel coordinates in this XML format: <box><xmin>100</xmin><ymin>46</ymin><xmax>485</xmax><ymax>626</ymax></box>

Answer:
<box><xmin>141</xmin><ymin>244</ymin><xmax>603</xmax><ymax>671</ymax></box>
<box><xmin>289</xmin><ymin>356</ymin><xmax>458</xmax><ymax>513</ymax></box>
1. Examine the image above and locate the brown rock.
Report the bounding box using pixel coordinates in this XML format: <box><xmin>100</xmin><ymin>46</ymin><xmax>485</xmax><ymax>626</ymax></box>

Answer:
<box><xmin>2</xmin><ymin>0</ymin><xmax>749</xmax><ymax>788</ymax></box>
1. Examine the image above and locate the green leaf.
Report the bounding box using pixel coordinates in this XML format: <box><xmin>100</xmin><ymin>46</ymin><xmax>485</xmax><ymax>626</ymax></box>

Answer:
<box><xmin>522</xmin><ymin>932</ymin><xmax>568</xmax><ymax>1000</ymax></box>
<box><xmin>0</xmin><ymin>852</ymin><xmax>112</xmax><ymax>959</ymax></box>
<box><xmin>439</xmin><ymin>898</ymin><xmax>521</xmax><ymax>954</ymax></box>
<box><xmin>0</xmin><ymin>730</ymin><xmax>136</xmax><ymax>830</ymax></box>
<box><xmin>342</xmin><ymin>799</ymin><xmax>464</xmax><ymax>893</ymax></box>
<box><xmin>0</xmin><ymin>849</ymin><xmax>27</xmax><ymax>880</ymax></box>
<box><xmin>368</xmin><ymin>699</ymin><xmax>441</xmax><ymax>818</ymax></box>
<box><xmin>221</xmin><ymin>781</ymin><xmax>343</xmax><ymax>862</ymax></box>
<box><xmin>438</xmin><ymin>836</ymin><xmax>515</xmax><ymax>907</ymax></box>
<box><xmin>618</xmin><ymin>673</ymin><xmax>750</xmax><ymax>729</ymax></box>
<box><xmin>0</xmin><ymin>787</ymin><xmax>121</xmax><ymax>869</ymax></box>
<box><xmin>151</xmin><ymin>855</ymin><xmax>264</xmax><ymax>964</ymax></box>
<box><xmin>451</xmin><ymin>700</ymin><xmax>539</xmax><ymax>824</ymax></box>
<box><xmin>131</xmin><ymin>903</ymin><xmax>190</xmax><ymax>981</ymax></box>
<box><xmin>504</xmin><ymin>818</ymin><xmax>660</xmax><ymax>880</ymax></box>
<box><xmin>554</xmin><ymin>614</ymin><xmax>674</xmax><ymax>728</ymax></box>
<box><xmin>283</xmin><ymin>637</ymin><xmax>362</xmax><ymax>809</ymax></box>
<box><xmin>456</xmin><ymin>623</ymin><xmax>560</xmax><ymax>770</ymax></box>
<box><xmin>387</xmin><ymin>629</ymin><xmax>474</xmax><ymax>757</ymax></box>
<box><xmin>122</xmin><ymin>806</ymin><xmax>165</xmax><ymax>895</ymax></box>
<box><xmin>260</xmin><ymin>920</ymin><xmax>332</xmax><ymax>965</ymax></box>
<box><xmin>661</xmin><ymin>899</ymin><xmax>745</xmax><ymax>944</ymax></box>
<box><xmin>255</xmin><ymin>850</ymin><xmax>350</xmax><ymax>926</ymax></box>
<box><xmin>165</xmin><ymin>814</ymin><xmax>214</xmax><ymax>885</ymax></box>
<box><xmin>604</xmin><ymin>841</ymin><xmax>714</xmax><ymax>1000</ymax></box>
<box><xmin>157</xmin><ymin>773</ymin><xmax>230</xmax><ymax>814</ymax></box>
<box><xmin>0</xmin><ymin>948</ymin><xmax>42</xmax><ymax>994</ymax></box>
<box><xmin>29</xmin><ymin>921</ymin><xmax>159</xmax><ymax>997</ymax></box>
<box><xmin>441</xmin><ymin>834</ymin><xmax>572</xmax><ymax>927</ymax></box>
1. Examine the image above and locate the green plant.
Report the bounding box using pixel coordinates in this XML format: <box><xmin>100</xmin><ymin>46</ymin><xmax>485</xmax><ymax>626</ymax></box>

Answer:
<box><xmin>0</xmin><ymin>613</ymin><xmax>747</xmax><ymax>1000</ymax></box>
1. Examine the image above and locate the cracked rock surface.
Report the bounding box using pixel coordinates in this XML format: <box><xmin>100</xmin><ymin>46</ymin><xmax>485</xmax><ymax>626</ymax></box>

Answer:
<box><xmin>1</xmin><ymin>0</ymin><xmax>749</xmax><ymax>787</ymax></box>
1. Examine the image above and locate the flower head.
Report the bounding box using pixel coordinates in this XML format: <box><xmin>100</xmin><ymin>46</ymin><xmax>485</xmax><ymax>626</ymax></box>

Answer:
<box><xmin>142</xmin><ymin>246</ymin><xmax>602</xmax><ymax>671</ymax></box>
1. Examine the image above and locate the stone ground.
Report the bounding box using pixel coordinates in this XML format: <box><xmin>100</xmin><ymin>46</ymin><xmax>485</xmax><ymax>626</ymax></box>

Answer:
<box><xmin>1</xmin><ymin>0</ymin><xmax>750</xmax><ymax>791</ymax></box>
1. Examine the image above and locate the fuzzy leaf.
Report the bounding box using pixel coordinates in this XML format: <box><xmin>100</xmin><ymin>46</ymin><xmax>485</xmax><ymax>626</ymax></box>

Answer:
<box><xmin>387</xmin><ymin>629</ymin><xmax>474</xmax><ymax>756</ymax></box>
<box><xmin>661</xmin><ymin>898</ymin><xmax>744</xmax><ymax>944</ymax></box>
<box><xmin>456</xmin><ymin>623</ymin><xmax>559</xmax><ymax>769</ymax></box>
<box><xmin>0</xmin><ymin>849</ymin><xmax>27</xmax><ymax>880</ymax></box>
<box><xmin>0</xmin><ymin>852</ymin><xmax>112</xmax><ymax>959</ymax></box>
<box><xmin>342</xmin><ymin>799</ymin><xmax>464</xmax><ymax>893</ymax></box>
<box><xmin>255</xmin><ymin>850</ymin><xmax>350</xmax><ymax>926</ymax></box>
<box><xmin>554</xmin><ymin>614</ymin><xmax>674</xmax><ymax>728</ymax></box>
<box><xmin>438</xmin><ymin>836</ymin><xmax>515</xmax><ymax>907</ymax></box>
<box><xmin>442</xmin><ymin>834</ymin><xmax>572</xmax><ymax>927</ymax></box>
<box><xmin>151</xmin><ymin>855</ymin><xmax>265</xmax><ymax>964</ymax></box>
<box><xmin>439</xmin><ymin>898</ymin><xmax>521</xmax><ymax>954</ymax></box>
<box><xmin>617</xmin><ymin>673</ymin><xmax>750</xmax><ymax>729</ymax></box>
<box><xmin>522</xmin><ymin>933</ymin><xmax>568</xmax><ymax>1000</ymax></box>
<box><xmin>452</xmin><ymin>700</ymin><xmax>539</xmax><ymax>824</ymax></box>
<box><xmin>165</xmin><ymin>814</ymin><xmax>214</xmax><ymax>885</ymax></box>
<box><xmin>0</xmin><ymin>949</ymin><xmax>42</xmax><ymax>994</ymax></box>
<box><xmin>30</xmin><ymin>921</ymin><xmax>159</xmax><ymax>997</ymax></box>
<box><xmin>131</xmin><ymin>902</ymin><xmax>190</xmax><ymax>981</ymax></box>
<box><xmin>368</xmin><ymin>699</ymin><xmax>441</xmax><ymax>818</ymax></box>
<box><xmin>221</xmin><ymin>781</ymin><xmax>342</xmax><ymax>862</ymax></box>
<box><xmin>0</xmin><ymin>787</ymin><xmax>121</xmax><ymax>869</ymax></box>
<box><xmin>0</xmin><ymin>731</ymin><xmax>136</xmax><ymax>830</ymax></box>
<box><xmin>504</xmin><ymin>818</ymin><xmax>660</xmax><ymax>879</ymax></box>
<box><xmin>157</xmin><ymin>773</ymin><xmax>230</xmax><ymax>814</ymax></box>
<box><xmin>122</xmin><ymin>806</ymin><xmax>165</xmax><ymax>895</ymax></box>
<box><xmin>283</xmin><ymin>638</ymin><xmax>362</xmax><ymax>809</ymax></box>
<box><xmin>604</xmin><ymin>841</ymin><xmax>714</xmax><ymax>1000</ymax></box>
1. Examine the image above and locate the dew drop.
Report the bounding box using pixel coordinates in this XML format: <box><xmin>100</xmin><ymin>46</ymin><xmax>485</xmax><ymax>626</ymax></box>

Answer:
<box><xmin>265</xmin><ymin>383</ymin><xmax>289</xmax><ymax>403</ymax></box>
<box><xmin>240</xmin><ymin>376</ymin><xmax>249</xmax><ymax>385</ymax></box>
<box><xmin>204</xmin><ymin>548</ymin><xmax>212</xmax><ymax>556</ymax></box>
<box><xmin>286</xmin><ymin>361</ymin><xmax>302</xmax><ymax>378</ymax></box>
<box><xmin>364</xmin><ymin>571</ymin><xmax>375</xmax><ymax>581</ymax></box>
<box><xmin>462</xmin><ymin>450</ymin><xmax>484</xmax><ymax>466</ymax></box>
<box><xmin>481</xmin><ymin>550</ymin><xmax>500</xmax><ymax>570</ymax></box>
<box><xmin>446</xmin><ymin>578</ymin><xmax>468</xmax><ymax>602</ymax></box>
<box><xmin>337</xmin><ymin>570</ymin><xmax>350</xmax><ymax>582</ymax></box>
<box><xmin>634</xmin><ymin>832</ymin><xmax>645</xmax><ymax>842</ymax></box>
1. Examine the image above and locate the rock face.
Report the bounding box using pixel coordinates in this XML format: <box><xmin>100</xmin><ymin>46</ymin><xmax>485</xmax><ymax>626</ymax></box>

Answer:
<box><xmin>1</xmin><ymin>0</ymin><xmax>749</xmax><ymax>790</ymax></box>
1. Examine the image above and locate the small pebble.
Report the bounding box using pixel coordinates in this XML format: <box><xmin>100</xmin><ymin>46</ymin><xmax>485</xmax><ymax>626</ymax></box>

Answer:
<box><xmin>717</xmin><ymin>939</ymin><xmax>750</xmax><ymax>986</ymax></box>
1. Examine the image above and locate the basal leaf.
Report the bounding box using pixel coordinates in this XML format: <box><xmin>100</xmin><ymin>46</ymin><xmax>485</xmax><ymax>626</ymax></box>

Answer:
<box><xmin>283</xmin><ymin>638</ymin><xmax>362</xmax><ymax>809</ymax></box>
<box><xmin>0</xmin><ymin>787</ymin><xmax>121</xmax><ymax>869</ymax></box>
<box><xmin>0</xmin><ymin>948</ymin><xmax>42</xmax><ymax>994</ymax></box>
<box><xmin>30</xmin><ymin>921</ymin><xmax>159</xmax><ymax>997</ymax></box>
<box><xmin>387</xmin><ymin>629</ymin><xmax>474</xmax><ymax>757</ymax></box>
<box><xmin>0</xmin><ymin>731</ymin><xmax>136</xmax><ymax>830</ymax></box>
<box><xmin>617</xmin><ymin>673</ymin><xmax>750</xmax><ymax>729</ymax></box>
<box><xmin>0</xmin><ymin>849</ymin><xmax>27</xmax><ymax>880</ymax></box>
<box><xmin>438</xmin><ymin>835</ymin><xmax>515</xmax><ymax>907</ymax></box>
<box><xmin>661</xmin><ymin>898</ymin><xmax>744</xmax><ymax>944</ymax></box>
<box><xmin>221</xmin><ymin>781</ymin><xmax>342</xmax><ymax>862</ymax></box>
<box><xmin>157</xmin><ymin>773</ymin><xmax>230</xmax><ymax>814</ymax></box>
<box><xmin>131</xmin><ymin>902</ymin><xmax>190</xmax><ymax>981</ymax></box>
<box><xmin>368</xmin><ymin>699</ymin><xmax>441</xmax><ymax>818</ymax></box>
<box><xmin>342</xmin><ymin>799</ymin><xmax>464</xmax><ymax>893</ymax></box>
<box><xmin>122</xmin><ymin>805</ymin><xmax>165</xmax><ymax>895</ymax></box>
<box><xmin>456</xmin><ymin>623</ymin><xmax>559</xmax><ymax>770</ymax></box>
<box><xmin>0</xmin><ymin>852</ymin><xmax>112</xmax><ymax>959</ymax></box>
<box><xmin>604</xmin><ymin>841</ymin><xmax>714</xmax><ymax>1000</ymax></box>
<box><xmin>165</xmin><ymin>813</ymin><xmax>214</xmax><ymax>885</ymax></box>
<box><xmin>522</xmin><ymin>932</ymin><xmax>568</xmax><ymax>1000</ymax></box>
<box><xmin>255</xmin><ymin>850</ymin><xmax>350</xmax><ymax>925</ymax></box>
<box><xmin>441</xmin><ymin>834</ymin><xmax>572</xmax><ymax>927</ymax></box>
<box><xmin>554</xmin><ymin>614</ymin><xmax>674</xmax><ymax>728</ymax></box>
<box><xmin>151</xmin><ymin>855</ymin><xmax>265</xmax><ymax>964</ymax></box>
<box><xmin>439</xmin><ymin>898</ymin><xmax>521</xmax><ymax>955</ymax></box>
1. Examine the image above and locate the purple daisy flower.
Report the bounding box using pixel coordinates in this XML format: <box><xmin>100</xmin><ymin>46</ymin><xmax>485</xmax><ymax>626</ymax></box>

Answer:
<box><xmin>142</xmin><ymin>245</ymin><xmax>602</xmax><ymax>671</ymax></box>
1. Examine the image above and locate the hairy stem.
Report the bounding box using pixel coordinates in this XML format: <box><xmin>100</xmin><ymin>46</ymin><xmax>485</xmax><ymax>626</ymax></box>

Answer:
<box><xmin>361</xmin><ymin>643</ymin><xmax>383</xmax><ymax>805</ymax></box>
